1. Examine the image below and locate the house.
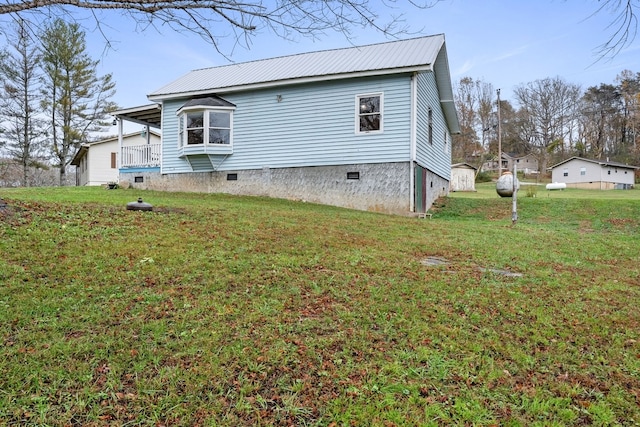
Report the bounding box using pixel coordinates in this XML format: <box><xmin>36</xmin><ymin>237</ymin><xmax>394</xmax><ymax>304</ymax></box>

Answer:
<box><xmin>549</xmin><ymin>157</ymin><xmax>638</xmax><ymax>189</ymax></box>
<box><xmin>482</xmin><ymin>153</ymin><xmax>539</xmax><ymax>175</ymax></box>
<box><xmin>71</xmin><ymin>130</ymin><xmax>161</xmax><ymax>186</ymax></box>
<box><xmin>506</xmin><ymin>153</ymin><xmax>539</xmax><ymax>175</ymax></box>
<box><xmin>113</xmin><ymin>35</ymin><xmax>460</xmax><ymax>214</ymax></box>
<box><xmin>450</xmin><ymin>163</ymin><xmax>477</xmax><ymax>192</ymax></box>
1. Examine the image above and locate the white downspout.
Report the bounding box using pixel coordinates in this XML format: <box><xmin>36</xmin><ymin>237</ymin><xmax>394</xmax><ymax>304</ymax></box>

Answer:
<box><xmin>410</xmin><ymin>72</ymin><xmax>418</xmax><ymax>213</ymax></box>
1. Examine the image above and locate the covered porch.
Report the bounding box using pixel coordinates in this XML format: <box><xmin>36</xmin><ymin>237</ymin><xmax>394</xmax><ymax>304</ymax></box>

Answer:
<box><xmin>112</xmin><ymin>104</ymin><xmax>162</xmax><ymax>170</ymax></box>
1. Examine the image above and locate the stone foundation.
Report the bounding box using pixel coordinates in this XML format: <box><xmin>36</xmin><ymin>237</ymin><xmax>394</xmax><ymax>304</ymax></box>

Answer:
<box><xmin>121</xmin><ymin>162</ymin><xmax>446</xmax><ymax>215</ymax></box>
<box><xmin>424</xmin><ymin>170</ymin><xmax>450</xmax><ymax>209</ymax></box>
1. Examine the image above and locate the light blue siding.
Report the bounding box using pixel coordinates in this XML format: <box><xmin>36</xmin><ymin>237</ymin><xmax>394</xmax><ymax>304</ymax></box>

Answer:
<box><xmin>415</xmin><ymin>71</ymin><xmax>451</xmax><ymax>180</ymax></box>
<box><xmin>160</xmin><ymin>101</ymin><xmax>189</xmax><ymax>174</ymax></box>
<box><xmin>160</xmin><ymin>75</ymin><xmax>412</xmax><ymax>173</ymax></box>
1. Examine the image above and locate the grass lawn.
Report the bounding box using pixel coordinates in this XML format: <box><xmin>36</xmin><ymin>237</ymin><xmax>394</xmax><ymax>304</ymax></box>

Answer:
<box><xmin>1</xmin><ymin>185</ymin><xmax>639</xmax><ymax>426</ymax></box>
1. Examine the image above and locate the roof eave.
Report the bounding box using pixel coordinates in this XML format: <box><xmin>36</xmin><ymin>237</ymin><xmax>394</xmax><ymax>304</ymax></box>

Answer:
<box><xmin>549</xmin><ymin>156</ymin><xmax>639</xmax><ymax>170</ymax></box>
<box><xmin>433</xmin><ymin>40</ymin><xmax>461</xmax><ymax>134</ymax></box>
<box><xmin>113</xmin><ymin>104</ymin><xmax>162</xmax><ymax>129</ymax></box>
<box><xmin>70</xmin><ymin>144</ymin><xmax>89</xmax><ymax>166</ymax></box>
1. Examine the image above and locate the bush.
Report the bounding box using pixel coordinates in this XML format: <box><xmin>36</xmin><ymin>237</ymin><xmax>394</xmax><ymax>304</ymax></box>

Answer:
<box><xmin>525</xmin><ymin>185</ymin><xmax>538</xmax><ymax>198</ymax></box>
<box><xmin>475</xmin><ymin>171</ymin><xmax>492</xmax><ymax>183</ymax></box>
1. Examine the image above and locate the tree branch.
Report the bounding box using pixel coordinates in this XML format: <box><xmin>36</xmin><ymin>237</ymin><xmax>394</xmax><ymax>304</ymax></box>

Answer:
<box><xmin>592</xmin><ymin>0</ymin><xmax>639</xmax><ymax>60</ymax></box>
<box><xmin>1</xmin><ymin>0</ymin><xmax>433</xmax><ymax>56</ymax></box>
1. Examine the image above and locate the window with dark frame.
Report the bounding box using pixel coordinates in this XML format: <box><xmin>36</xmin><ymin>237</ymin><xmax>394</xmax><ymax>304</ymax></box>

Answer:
<box><xmin>443</xmin><ymin>130</ymin><xmax>448</xmax><ymax>153</ymax></box>
<box><xmin>227</xmin><ymin>173</ymin><xmax>238</xmax><ymax>181</ymax></box>
<box><xmin>347</xmin><ymin>172</ymin><xmax>360</xmax><ymax>180</ymax></box>
<box><xmin>428</xmin><ymin>107</ymin><xmax>433</xmax><ymax>145</ymax></box>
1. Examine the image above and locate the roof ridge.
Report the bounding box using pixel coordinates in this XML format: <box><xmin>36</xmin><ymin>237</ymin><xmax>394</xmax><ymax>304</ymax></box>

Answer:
<box><xmin>149</xmin><ymin>34</ymin><xmax>447</xmax><ymax>100</ymax></box>
<box><xmin>188</xmin><ymin>34</ymin><xmax>446</xmax><ymax>73</ymax></box>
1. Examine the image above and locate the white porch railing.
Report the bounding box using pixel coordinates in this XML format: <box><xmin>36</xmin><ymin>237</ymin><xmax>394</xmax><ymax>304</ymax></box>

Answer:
<box><xmin>121</xmin><ymin>144</ymin><xmax>161</xmax><ymax>168</ymax></box>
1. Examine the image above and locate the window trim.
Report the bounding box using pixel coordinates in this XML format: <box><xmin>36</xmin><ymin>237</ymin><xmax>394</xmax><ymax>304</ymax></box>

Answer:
<box><xmin>177</xmin><ymin>105</ymin><xmax>235</xmax><ymax>149</ymax></box>
<box><xmin>355</xmin><ymin>92</ymin><xmax>383</xmax><ymax>134</ymax></box>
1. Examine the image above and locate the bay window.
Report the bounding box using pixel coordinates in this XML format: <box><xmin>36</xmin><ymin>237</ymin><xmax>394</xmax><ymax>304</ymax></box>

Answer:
<box><xmin>177</xmin><ymin>96</ymin><xmax>235</xmax><ymax>155</ymax></box>
<box><xmin>179</xmin><ymin>109</ymin><xmax>232</xmax><ymax>147</ymax></box>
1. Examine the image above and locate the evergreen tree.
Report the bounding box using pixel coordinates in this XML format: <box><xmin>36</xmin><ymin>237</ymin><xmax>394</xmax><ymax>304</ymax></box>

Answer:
<box><xmin>0</xmin><ymin>18</ymin><xmax>47</xmax><ymax>186</ymax></box>
<box><xmin>40</xmin><ymin>19</ymin><xmax>117</xmax><ymax>185</ymax></box>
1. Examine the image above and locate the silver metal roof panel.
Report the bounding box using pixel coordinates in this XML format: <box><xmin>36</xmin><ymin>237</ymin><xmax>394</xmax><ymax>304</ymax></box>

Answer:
<box><xmin>149</xmin><ymin>34</ymin><xmax>446</xmax><ymax>99</ymax></box>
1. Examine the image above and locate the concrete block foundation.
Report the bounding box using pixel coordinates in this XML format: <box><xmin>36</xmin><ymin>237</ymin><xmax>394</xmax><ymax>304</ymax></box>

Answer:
<box><xmin>120</xmin><ymin>162</ymin><xmax>446</xmax><ymax>215</ymax></box>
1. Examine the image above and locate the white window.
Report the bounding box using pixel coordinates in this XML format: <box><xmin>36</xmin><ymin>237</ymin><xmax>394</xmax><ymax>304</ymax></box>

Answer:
<box><xmin>178</xmin><ymin>109</ymin><xmax>232</xmax><ymax>147</ymax></box>
<box><xmin>563</xmin><ymin>168</ymin><xmax>568</xmax><ymax>177</ymax></box>
<box><xmin>356</xmin><ymin>93</ymin><xmax>382</xmax><ymax>134</ymax></box>
<box><xmin>580</xmin><ymin>167</ymin><xmax>586</xmax><ymax>176</ymax></box>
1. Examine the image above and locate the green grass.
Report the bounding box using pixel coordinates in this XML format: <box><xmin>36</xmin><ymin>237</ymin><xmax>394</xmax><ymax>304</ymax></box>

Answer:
<box><xmin>1</xmin><ymin>185</ymin><xmax>639</xmax><ymax>426</ymax></box>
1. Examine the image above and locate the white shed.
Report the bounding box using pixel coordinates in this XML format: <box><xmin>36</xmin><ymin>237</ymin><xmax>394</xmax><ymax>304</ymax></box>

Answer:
<box><xmin>450</xmin><ymin>163</ymin><xmax>477</xmax><ymax>192</ymax></box>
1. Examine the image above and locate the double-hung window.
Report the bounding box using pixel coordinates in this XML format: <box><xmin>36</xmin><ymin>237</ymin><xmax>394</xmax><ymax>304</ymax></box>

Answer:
<box><xmin>356</xmin><ymin>93</ymin><xmax>383</xmax><ymax>134</ymax></box>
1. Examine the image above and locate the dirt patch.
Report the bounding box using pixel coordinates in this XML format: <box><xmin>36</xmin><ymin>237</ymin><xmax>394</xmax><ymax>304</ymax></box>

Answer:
<box><xmin>421</xmin><ymin>256</ymin><xmax>523</xmax><ymax>277</ymax></box>
<box><xmin>0</xmin><ymin>198</ymin><xmax>17</xmax><ymax>221</ymax></box>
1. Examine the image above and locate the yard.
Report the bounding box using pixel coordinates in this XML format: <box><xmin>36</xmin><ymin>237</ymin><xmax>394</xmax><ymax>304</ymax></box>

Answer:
<box><xmin>0</xmin><ymin>185</ymin><xmax>639</xmax><ymax>426</ymax></box>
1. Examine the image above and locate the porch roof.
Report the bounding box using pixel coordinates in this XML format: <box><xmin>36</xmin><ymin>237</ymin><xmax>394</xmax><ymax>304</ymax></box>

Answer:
<box><xmin>113</xmin><ymin>104</ymin><xmax>162</xmax><ymax>128</ymax></box>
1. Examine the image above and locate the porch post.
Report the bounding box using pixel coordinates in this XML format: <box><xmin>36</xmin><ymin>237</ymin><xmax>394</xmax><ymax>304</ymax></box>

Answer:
<box><xmin>117</xmin><ymin>118</ymin><xmax>123</xmax><ymax>172</ymax></box>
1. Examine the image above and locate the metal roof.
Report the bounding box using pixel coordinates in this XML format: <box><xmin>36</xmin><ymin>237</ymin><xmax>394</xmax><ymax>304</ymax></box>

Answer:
<box><xmin>549</xmin><ymin>156</ymin><xmax>639</xmax><ymax>170</ymax></box>
<box><xmin>113</xmin><ymin>104</ymin><xmax>162</xmax><ymax>128</ymax></box>
<box><xmin>178</xmin><ymin>96</ymin><xmax>236</xmax><ymax>111</ymax></box>
<box><xmin>148</xmin><ymin>34</ymin><xmax>447</xmax><ymax>100</ymax></box>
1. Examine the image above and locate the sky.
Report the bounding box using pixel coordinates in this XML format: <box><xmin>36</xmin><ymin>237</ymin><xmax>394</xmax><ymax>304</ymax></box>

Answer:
<box><xmin>9</xmin><ymin>0</ymin><xmax>640</xmax><ymax>132</ymax></box>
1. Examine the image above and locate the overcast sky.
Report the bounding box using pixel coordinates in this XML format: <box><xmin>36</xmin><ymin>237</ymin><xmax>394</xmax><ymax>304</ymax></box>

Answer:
<box><xmin>11</xmin><ymin>0</ymin><xmax>640</xmax><ymax>132</ymax></box>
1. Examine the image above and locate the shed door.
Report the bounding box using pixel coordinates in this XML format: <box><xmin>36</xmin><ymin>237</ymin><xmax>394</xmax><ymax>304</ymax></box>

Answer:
<box><xmin>415</xmin><ymin>164</ymin><xmax>427</xmax><ymax>213</ymax></box>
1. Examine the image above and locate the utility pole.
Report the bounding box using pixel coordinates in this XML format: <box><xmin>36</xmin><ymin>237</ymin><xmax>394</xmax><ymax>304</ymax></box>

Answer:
<box><xmin>497</xmin><ymin>88</ymin><xmax>502</xmax><ymax>176</ymax></box>
<box><xmin>512</xmin><ymin>164</ymin><xmax>518</xmax><ymax>225</ymax></box>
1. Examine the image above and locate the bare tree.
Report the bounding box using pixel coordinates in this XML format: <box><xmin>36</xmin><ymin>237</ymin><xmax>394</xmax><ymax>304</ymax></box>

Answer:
<box><xmin>476</xmin><ymin>80</ymin><xmax>495</xmax><ymax>152</ymax></box>
<box><xmin>452</xmin><ymin>77</ymin><xmax>479</xmax><ymax>163</ymax></box>
<box><xmin>514</xmin><ymin>77</ymin><xmax>582</xmax><ymax>172</ymax></box>
<box><xmin>451</xmin><ymin>77</ymin><xmax>495</xmax><ymax>167</ymax></box>
<box><xmin>617</xmin><ymin>70</ymin><xmax>640</xmax><ymax>163</ymax></box>
<box><xmin>0</xmin><ymin>18</ymin><xmax>47</xmax><ymax>187</ymax></box>
<box><xmin>579</xmin><ymin>83</ymin><xmax>624</xmax><ymax>159</ymax></box>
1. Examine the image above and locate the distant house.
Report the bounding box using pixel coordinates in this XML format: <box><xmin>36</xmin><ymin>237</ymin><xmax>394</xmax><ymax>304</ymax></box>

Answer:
<box><xmin>450</xmin><ymin>163</ymin><xmax>476</xmax><ymax>192</ymax></box>
<box><xmin>549</xmin><ymin>157</ymin><xmax>638</xmax><ymax>189</ymax></box>
<box><xmin>507</xmin><ymin>153</ymin><xmax>539</xmax><ymax>175</ymax></box>
<box><xmin>112</xmin><ymin>35</ymin><xmax>460</xmax><ymax>215</ymax></box>
<box><xmin>71</xmin><ymin>130</ymin><xmax>160</xmax><ymax>186</ymax></box>
<box><xmin>483</xmin><ymin>153</ymin><xmax>539</xmax><ymax>175</ymax></box>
